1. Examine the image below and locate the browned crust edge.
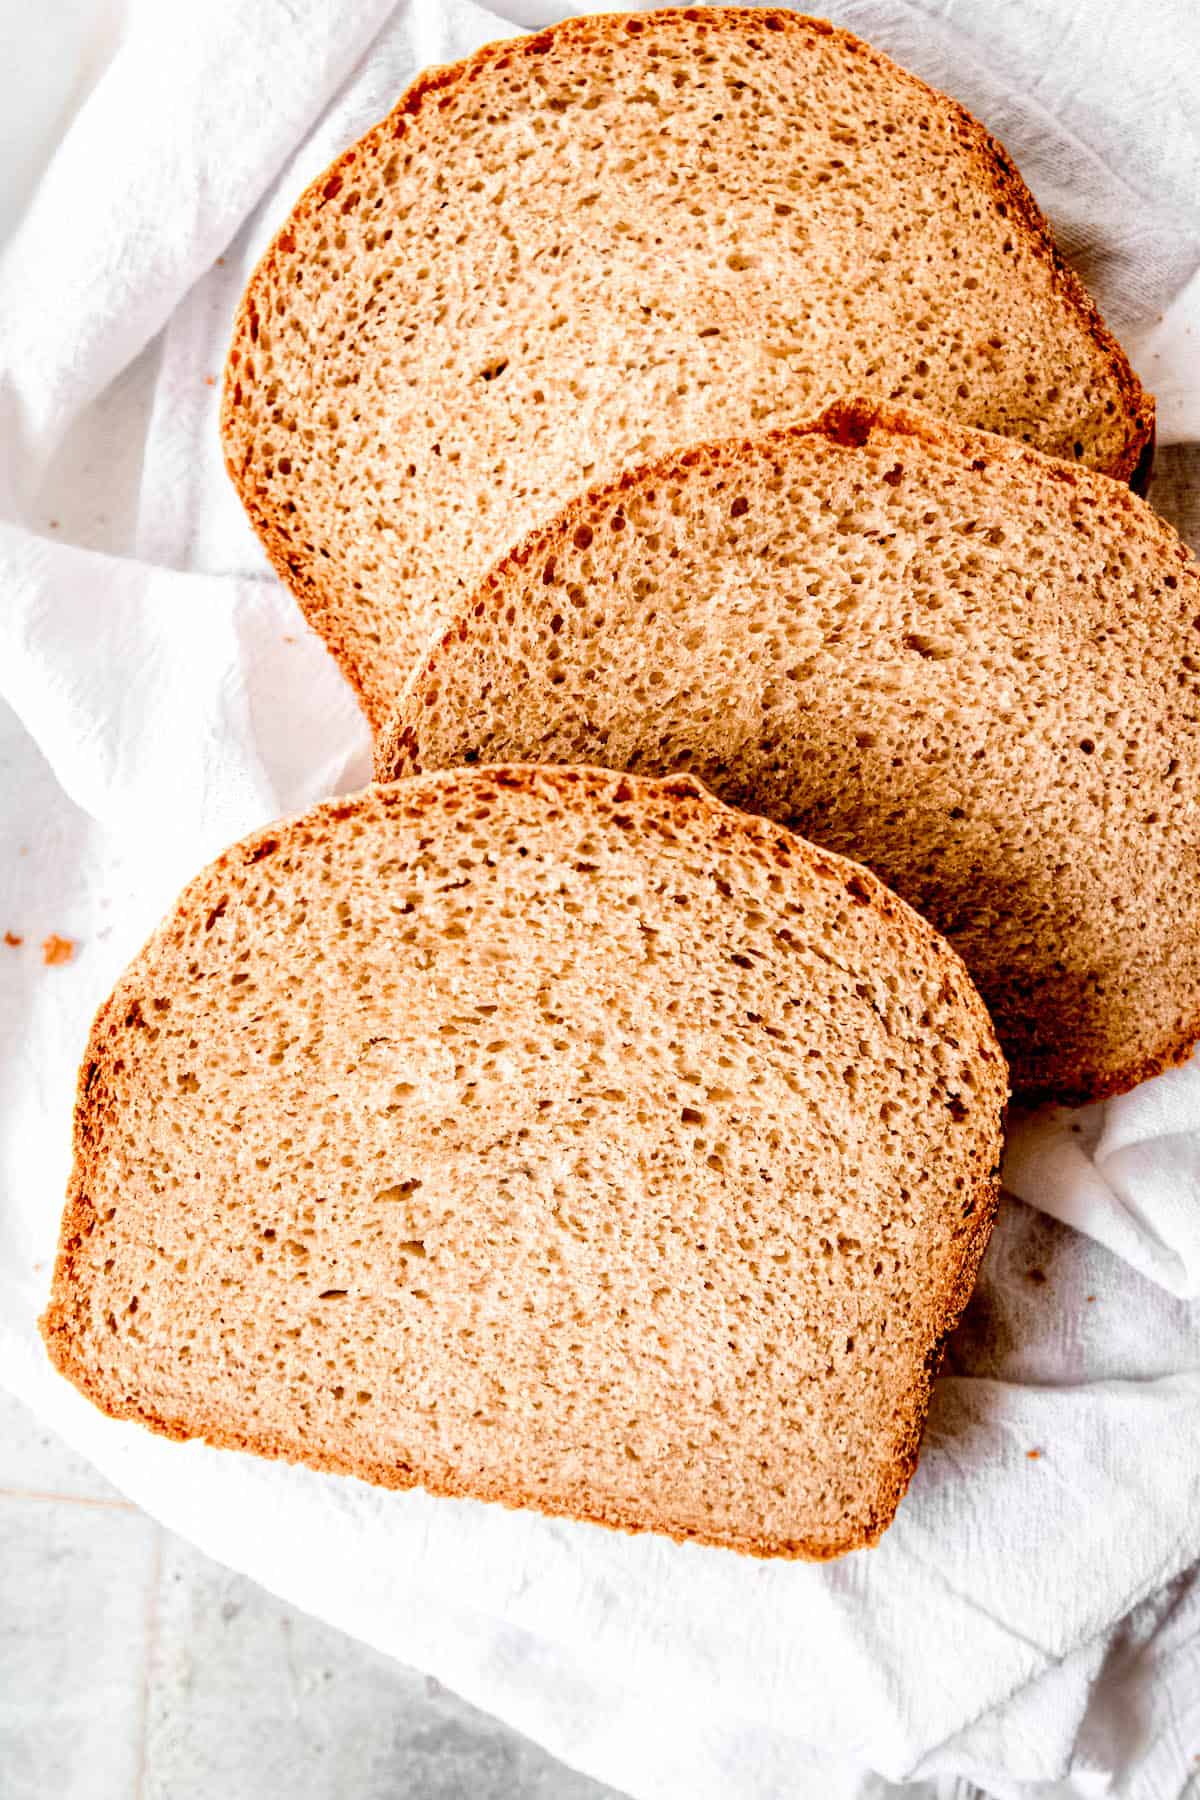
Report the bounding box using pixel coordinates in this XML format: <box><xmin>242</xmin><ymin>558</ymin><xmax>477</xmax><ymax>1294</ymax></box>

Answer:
<box><xmin>39</xmin><ymin>764</ymin><xmax>1007</xmax><ymax>1561</ymax></box>
<box><xmin>220</xmin><ymin>6</ymin><xmax>1153</xmax><ymax>727</ymax></box>
<box><xmin>376</xmin><ymin>396</ymin><xmax>1198</xmax><ymax>1107</ymax></box>
<box><xmin>1128</xmin><ymin>418</ymin><xmax>1157</xmax><ymax>498</ymax></box>
<box><xmin>1019</xmin><ymin>1032</ymin><xmax>1199</xmax><ymax>1111</ymax></box>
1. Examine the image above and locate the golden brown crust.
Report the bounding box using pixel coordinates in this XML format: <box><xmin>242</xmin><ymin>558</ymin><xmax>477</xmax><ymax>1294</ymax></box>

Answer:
<box><xmin>223</xmin><ymin>7</ymin><xmax>1153</xmax><ymax>726</ymax></box>
<box><xmin>1128</xmin><ymin>416</ymin><xmax>1157</xmax><ymax>498</ymax></box>
<box><xmin>40</xmin><ymin>765</ymin><xmax>1006</xmax><ymax>1559</ymax></box>
<box><xmin>26</xmin><ymin>1352</ymin><xmax>850</xmax><ymax>1559</ymax></box>
<box><xmin>1020</xmin><ymin>1032</ymin><xmax>1199</xmax><ymax>1112</ymax></box>
<box><xmin>378</xmin><ymin>389</ymin><xmax>1163</xmax><ymax>767</ymax></box>
<box><xmin>934</xmin><ymin>114</ymin><xmax>1153</xmax><ymax>484</ymax></box>
<box><xmin>43</xmin><ymin>1152</ymin><xmax>1004</xmax><ymax>1561</ymax></box>
<box><xmin>376</xmin><ymin>391</ymin><xmax>1159</xmax><ymax>779</ymax></box>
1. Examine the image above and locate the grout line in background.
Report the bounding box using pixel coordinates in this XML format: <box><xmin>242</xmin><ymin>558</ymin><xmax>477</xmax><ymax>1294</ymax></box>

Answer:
<box><xmin>0</xmin><ymin>1484</ymin><xmax>136</xmax><ymax>1509</ymax></box>
<box><xmin>132</xmin><ymin>1524</ymin><xmax>164</xmax><ymax>1800</ymax></box>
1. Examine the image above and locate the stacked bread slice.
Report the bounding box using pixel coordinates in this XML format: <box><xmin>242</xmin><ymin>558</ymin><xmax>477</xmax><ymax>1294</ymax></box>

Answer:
<box><xmin>221</xmin><ymin>6</ymin><xmax>1151</xmax><ymax>725</ymax></box>
<box><xmin>46</xmin><ymin>9</ymin><xmax>1187</xmax><ymax>1557</ymax></box>
<box><xmin>41</xmin><ymin>769</ymin><xmax>1006</xmax><ymax>1558</ymax></box>
<box><xmin>377</xmin><ymin>398</ymin><xmax>1200</xmax><ymax>1104</ymax></box>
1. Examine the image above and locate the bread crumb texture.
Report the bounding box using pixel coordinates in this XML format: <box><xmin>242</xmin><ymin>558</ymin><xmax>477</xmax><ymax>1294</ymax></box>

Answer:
<box><xmin>41</xmin><ymin>767</ymin><xmax>1005</xmax><ymax>1559</ymax></box>
<box><xmin>222</xmin><ymin>7</ymin><xmax>1151</xmax><ymax>722</ymax></box>
<box><xmin>380</xmin><ymin>401</ymin><xmax>1200</xmax><ymax>1103</ymax></box>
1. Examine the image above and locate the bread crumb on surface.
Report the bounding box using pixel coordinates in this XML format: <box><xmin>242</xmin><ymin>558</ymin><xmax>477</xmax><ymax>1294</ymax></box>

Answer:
<box><xmin>42</xmin><ymin>934</ymin><xmax>75</xmax><ymax>966</ymax></box>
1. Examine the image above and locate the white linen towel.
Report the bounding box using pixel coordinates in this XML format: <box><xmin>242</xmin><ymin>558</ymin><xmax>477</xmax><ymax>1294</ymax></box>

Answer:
<box><xmin>2</xmin><ymin>3</ymin><xmax>1199</xmax><ymax>1794</ymax></box>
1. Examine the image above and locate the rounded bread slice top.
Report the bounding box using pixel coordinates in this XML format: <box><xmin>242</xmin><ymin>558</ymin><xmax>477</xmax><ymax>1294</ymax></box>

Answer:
<box><xmin>223</xmin><ymin>6</ymin><xmax>1152</xmax><ymax>723</ymax></box>
<box><xmin>41</xmin><ymin>765</ymin><xmax>1005</xmax><ymax>1559</ymax></box>
<box><xmin>379</xmin><ymin>400</ymin><xmax>1200</xmax><ymax>1104</ymax></box>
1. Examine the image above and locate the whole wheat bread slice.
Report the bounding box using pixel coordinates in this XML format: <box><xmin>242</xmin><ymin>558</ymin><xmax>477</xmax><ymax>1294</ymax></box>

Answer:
<box><xmin>222</xmin><ymin>6</ymin><xmax>1152</xmax><ymax>726</ymax></box>
<box><xmin>41</xmin><ymin>766</ymin><xmax>1004</xmax><ymax>1559</ymax></box>
<box><xmin>378</xmin><ymin>401</ymin><xmax>1200</xmax><ymax>1104</ymax></box>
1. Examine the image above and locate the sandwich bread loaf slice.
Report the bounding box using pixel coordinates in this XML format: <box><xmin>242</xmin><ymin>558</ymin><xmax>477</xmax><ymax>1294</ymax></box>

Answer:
<box><xmin>379</xmin><ymin>401</ymin><xmax>1200</xmax><ymax>1104</ymax></box>
<box><xmin>222</xmin><ymin>6</ymin><xmax>1152</xmax><ymax>724</ymax></box>
<box><xmin>41</xmin><ymin>766</ymin><xmax>1006</xmax><ymax>1559</ymax></box>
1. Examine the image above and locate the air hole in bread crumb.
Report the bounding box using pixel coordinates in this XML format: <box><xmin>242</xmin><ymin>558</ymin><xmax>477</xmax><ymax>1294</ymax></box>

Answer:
<box><xmin>903</xmin><ymin>633</ymin><xmax>953</xmax><ymax>661</ymax></box>
<box><xmin>378</xmin><ymin>1180</ymin><xmax>422</xmax><ymax>1204</ymax></box>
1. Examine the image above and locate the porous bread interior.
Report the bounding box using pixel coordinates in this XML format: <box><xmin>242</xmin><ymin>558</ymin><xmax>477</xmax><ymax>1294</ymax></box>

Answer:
<box><xmin>223</xmin><ymin>6</ymin><xmax>1150</xmax><ymax>722</ymax></box>
<box><xmin>379</xmin><ymin>403</ymin><xmax>1200</xmax><ymax>1104</ymax></box>
<box><xmin>41</xmin><ymin>767</ymin><xmax>1005</xmax><ymax>1559</ymax></box>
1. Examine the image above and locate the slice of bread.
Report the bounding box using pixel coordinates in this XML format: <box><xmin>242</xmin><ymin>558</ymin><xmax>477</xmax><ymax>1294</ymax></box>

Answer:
<box><xmin>40</xmin><ymin>766</ymin><xmax>1005</xmax><ymax>1559</ymax></box>
<box><xmin>378</xmin><ymin>401</ymin><xmax>1200</xmax><ymax>1105</ymax></box>
<box><xmin>222</xmin><ymin>7</ymin><xmax>1152</xmax><ymax>726</ymax></box>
